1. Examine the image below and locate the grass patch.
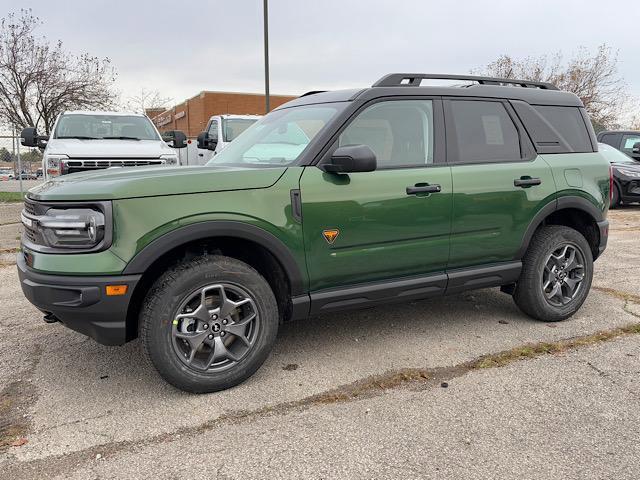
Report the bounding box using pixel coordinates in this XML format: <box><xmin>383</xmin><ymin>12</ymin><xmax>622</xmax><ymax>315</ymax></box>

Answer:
<box><xmin>0</xmin><ymin>192</ymin><xmax>25</xmax><ymax>203</ymax></box>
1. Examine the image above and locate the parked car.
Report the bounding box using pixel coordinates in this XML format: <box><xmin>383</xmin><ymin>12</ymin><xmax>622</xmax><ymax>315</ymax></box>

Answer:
<box><xmin>196</xmin><ymin>114</ymin><xmax>261</xmax><ymax>163</ymax></box>
<box><xmin>18</xmin><ymin>73</ymin><xmax>610</xmax><ymax>393</ymax></box>
<box><xmin>20</xmin><ymin>111</ymin><xmax>187</xmax><ymax>180</ymax></box>
<box><xmin>597</xmin><ymin>130</ymin><xmax>640</xmax><ymax>161</ymax></box>
<box><xmin>16</xmin><ymin>172</ymin><xmax>38</xmax><ymax>180</ymax></box>
<box><xmin>598</xmin><ymin>142</ymin><xmax>640</xmax><ymax>207</ymax></box>
<box><xmin>0</xmin><ymin>169</ymin><xmax>14</xmax><ymax>181</ymax></box>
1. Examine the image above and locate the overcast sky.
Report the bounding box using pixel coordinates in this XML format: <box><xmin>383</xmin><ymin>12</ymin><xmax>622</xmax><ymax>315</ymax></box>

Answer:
<box><xmin>2</xmin><ymin>0</ymin><xmax>640</xmax><ymax>106</ymax></box>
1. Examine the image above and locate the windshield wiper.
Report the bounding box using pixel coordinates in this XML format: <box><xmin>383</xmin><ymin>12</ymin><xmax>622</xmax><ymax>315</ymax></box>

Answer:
<box><xmin>102</xmin><ymin>136</ymin><xmax>141</xmax><ymax>141</ymax></box>
<box><xmin>57</xmin><ymin>136</ymin><xmax>99</xmax><ymax>140</ymax></box>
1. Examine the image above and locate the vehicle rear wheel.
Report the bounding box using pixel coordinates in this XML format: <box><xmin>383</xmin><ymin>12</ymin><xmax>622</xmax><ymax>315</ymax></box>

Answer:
<box><xmin>611</xmin><ymin>184</ymin><xmax>621</xmax><ymax>209</ymax></box>
<box><xmin>513</xmin><ymin>225</ymin><xmax>593</xmax><ymax>322</ymax></box>
<box><xmin>140</xmin><ymin>255</ymin><xmax>278</xmax><ymax>393</ymax></box>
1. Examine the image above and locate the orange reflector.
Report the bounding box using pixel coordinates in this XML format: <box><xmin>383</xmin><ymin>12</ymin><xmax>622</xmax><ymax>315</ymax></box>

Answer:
<box><xmin>106</xmin><ymin>285</ymin><xmax>128</xmax><ymax>296</ymax></box>
<box><xmin>322</xmin><ymin>229</ymin><xmax>340</xmax><ymax>244</ymax></box>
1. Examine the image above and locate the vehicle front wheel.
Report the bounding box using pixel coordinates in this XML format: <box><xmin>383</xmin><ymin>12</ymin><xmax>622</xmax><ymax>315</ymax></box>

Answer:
<box><xmin>140</xmin><ymin>255</ymin><xmax>279</xmax><ymax>393</ymax></box>
<box><xmin>513</xmin><ymin>225</ymin><xmax>593</xmax><ymax>322</ymax></box>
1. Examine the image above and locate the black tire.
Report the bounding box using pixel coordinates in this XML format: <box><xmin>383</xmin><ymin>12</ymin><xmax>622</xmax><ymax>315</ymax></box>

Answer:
<box><xmin>513</xmin><ymin>225</ymin><xmax>593</xmax><ymax>322</ymax></box>
<box><xmin>611</xmin><ymin>184</ymin><xmax>621</xmax><ymax>209</ymax></box>
<box><xmin>140</xmin><ymin>255</ymin><xmax>278</xmax><ymax>393</ymax></box>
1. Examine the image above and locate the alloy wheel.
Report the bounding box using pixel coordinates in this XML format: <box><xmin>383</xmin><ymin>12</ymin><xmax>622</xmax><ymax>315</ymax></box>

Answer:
<box><xmin>171</xmin><ymin>283</ymin><xmax>259</xmax><ymax>372</ymax></box>
<box><xmin>542</xmin><ymin>244</ymin><xmax>585</xmax><ymax>307</ymax></box>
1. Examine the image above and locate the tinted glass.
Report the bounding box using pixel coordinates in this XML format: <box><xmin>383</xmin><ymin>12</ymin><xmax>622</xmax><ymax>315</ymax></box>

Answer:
<box><xmin>54</xmin><ymin>114</ymin><xmax>159</xmax><ymax>140</ymax></box>
<box><xmin>621</xmin><ymin>134</ymin><xmax>640</xmax><ymax>153</ymax></box>
<box><xmin>339</xmin><ymin>100</ymin><xmax>434</xmax><ymax>168</ymax></box>
<box><xmin>450</xmin><ymin>100</ymin><xmax>520</xmax><ymax>163</ymax></box>
<box><xmin>533</xmin><ymin>106</ymin><xmax>592</xmax><ymax>152</ymax></box>
<box><xmin>207</xmin><ymin>103</ymin><xmax>344</xmax><ymax>167</ymax></box>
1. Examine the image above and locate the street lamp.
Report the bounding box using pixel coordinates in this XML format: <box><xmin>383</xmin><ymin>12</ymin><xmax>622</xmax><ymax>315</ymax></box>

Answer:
<box><xmin>263</xmin><ymin>0</ymin><xmax>270</xmax><ymax>113</ymax></box>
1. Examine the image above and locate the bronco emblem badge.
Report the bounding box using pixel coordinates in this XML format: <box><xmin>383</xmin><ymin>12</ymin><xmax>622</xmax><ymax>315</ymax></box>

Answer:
<box><xmin>322</xmin><ymin>229</ymin><xmax>340</xmax><ymax>244</ymax></box>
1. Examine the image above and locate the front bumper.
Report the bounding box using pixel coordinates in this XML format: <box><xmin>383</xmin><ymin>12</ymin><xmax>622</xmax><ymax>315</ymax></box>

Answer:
<box><xmin>17</xmin><ymin>253</ymin><xmax>141</xmax><ymax>346</ymax></box>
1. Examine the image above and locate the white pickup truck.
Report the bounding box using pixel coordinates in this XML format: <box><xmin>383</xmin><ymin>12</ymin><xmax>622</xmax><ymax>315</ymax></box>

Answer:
<box><xmin>20</xmin><ymin>111</ymin><xmax>186</xmax><ymax>179</ymax></box>
<box><xmin>195</xmin><ymin>114</ymin><xmax>261</xmax><ymax>163</ymax></box>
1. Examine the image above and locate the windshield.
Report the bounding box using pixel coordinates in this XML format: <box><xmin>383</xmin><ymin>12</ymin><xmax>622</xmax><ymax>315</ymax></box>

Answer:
<box><xmin>223</xmin><ymin>118</ymin><xmax>259</xmax><ymax>142</ymax></box>
<box><xmin>598</xmin><ymin>143</ymin><xmax>636</xmax><ymax>164</ymax></box>
<box><xmin>54</xmin><ymin>114</ymin><xmax>160</xmax><ymax>140</ymax></box>
<box><xmin>207</xmin><ymin>103</ymin><xmax>345</xmax><ymax>167</ymax></box>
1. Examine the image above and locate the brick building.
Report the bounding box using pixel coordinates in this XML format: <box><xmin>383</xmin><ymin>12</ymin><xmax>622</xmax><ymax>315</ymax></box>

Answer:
<box><xmin>148</xmin><ymin>91</ymin><xmax>297</xmax><ymax>137</ymax></box>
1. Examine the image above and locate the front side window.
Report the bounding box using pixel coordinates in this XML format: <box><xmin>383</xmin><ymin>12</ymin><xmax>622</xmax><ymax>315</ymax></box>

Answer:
<box><xmin>54</xmin><ymin>114</ymin><xmax>159</xmax><ymax>140</ymax></box>
<box><xmin>450</xmin><ymin>100</ymin><xmax>521</xmax><ymax>163</ymax></box>
<box><xmin>339</xmin><ymin>100</ymin><xmax>434</xmax><ymax>168</ymax></box>
<box><xmin>207</xmin><ymin>103</ymin><xmax>344</xmax><ymax>167</ymax></box>
<box><xmin>207</xmin><ymin>120</ymin><xmax>219</xmax><ymax>141</ymax></box>
<box><xmin>223</xmin><ymin>118</ymin><xmax>258</xmax><ymax>142</ymax></box>
<box><xmin>621</xmin><ymin>134</ymin><xmax>640</xmax><ymax>153</ymax></box>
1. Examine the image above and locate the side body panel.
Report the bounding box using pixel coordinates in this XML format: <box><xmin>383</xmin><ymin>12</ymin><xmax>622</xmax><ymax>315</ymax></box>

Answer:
<box><xmin>540</xmin><ymin>152</ymin><xmax>610</xmax><ymax>215</ymax></box>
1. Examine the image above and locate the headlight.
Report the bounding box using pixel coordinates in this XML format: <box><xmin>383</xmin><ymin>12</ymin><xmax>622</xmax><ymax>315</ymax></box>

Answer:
<box><xmin>38</xmin><ymin>208</ymin><xmax>105</xmax><ymax>248</ymax></box>
<box><xmin>44</xmin><ymin>154</ymin><xmax>68</xmax><ymax>177</ymax></box>
<box><xmin>160</xmin><ymin>154</ymin><xmax>179</xmax><ymax>165</ymax></box>
<box><xmin>21</xmin><ymin>200</ymin><xmax>112</xmax><ymax>253</ymax></box>
<box><xmin>615</xmin><ymin>168</ymin><xmax>640</xmax><ymax>178</ymax></box>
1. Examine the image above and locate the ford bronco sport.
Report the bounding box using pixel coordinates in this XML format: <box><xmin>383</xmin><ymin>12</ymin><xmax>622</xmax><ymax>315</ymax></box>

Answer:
<box><xmin>18</xmin><ymin>73</ymin><xmax>611</xmax><ymax>393</ymax></box>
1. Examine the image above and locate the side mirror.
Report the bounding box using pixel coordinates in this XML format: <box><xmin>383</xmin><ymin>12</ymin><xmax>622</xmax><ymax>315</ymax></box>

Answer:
<box><xmin>21</xmin><ymin>127</ymin><xmax>48</xmax><ymax>149</ymax></box>
<box><xmin>324</xmin><ymin>145</ymin><xmax>377</xmax><ymax>173</ymax></box>
<box><xmin>196</xmin><ymin>131</ymin><xmax>217</xmax><ymax>151</ymax></box>
<box><xmin>632</xmin><ymin>142</ymin><xmax>640</xmax><ymax>155</ymax></box>
<box><xmin>163</xmin><ymin>130</ymin><xmax>187</xmax><ymax>149</ymax></box>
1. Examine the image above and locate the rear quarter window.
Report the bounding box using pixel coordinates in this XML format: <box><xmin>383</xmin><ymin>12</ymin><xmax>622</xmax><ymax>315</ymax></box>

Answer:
<box><xmin>533</xmin><ymin>106</ymin><xmax>592</xmax><ymax>152</ymax></box>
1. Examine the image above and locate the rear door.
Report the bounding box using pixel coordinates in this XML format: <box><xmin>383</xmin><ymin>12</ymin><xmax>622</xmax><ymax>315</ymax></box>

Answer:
<box><xmin>445</xmin><ymin>98</ymin><xmax>556</xmax><ymax>269</ymax></box>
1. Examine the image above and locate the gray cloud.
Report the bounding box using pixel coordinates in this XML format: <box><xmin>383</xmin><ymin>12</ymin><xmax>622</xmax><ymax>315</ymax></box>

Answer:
<box><xmin>3</xmin><ymin>0</ymin><xmax>639</xmax><ymax>104</ymax></box>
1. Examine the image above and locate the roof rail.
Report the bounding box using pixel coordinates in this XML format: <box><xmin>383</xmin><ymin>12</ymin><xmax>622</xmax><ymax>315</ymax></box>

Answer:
<box><xmin>300</xmin><ymin>90</ymin><xmax>327</xmax><ymax>97</ymax></box>
<box><xmin>372</xmin><ymin>73</ymin><xmax>559</xmax><ymax>90</ymax></box>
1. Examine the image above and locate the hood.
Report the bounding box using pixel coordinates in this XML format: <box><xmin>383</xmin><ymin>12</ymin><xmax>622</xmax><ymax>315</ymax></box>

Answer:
<box><xmin>46</xmin><ymin>138</ymin><xmax>173</xmax><ymax>157</ymax></box>
<box><xmin>28</xmin><ymin>165</ymin><xmax>288</xmax><ymax>201</ymax></box>
<box><xmin>611</xmin><ymin>161</ymin><xmax>640</xmax><ymax>171</ymax></box>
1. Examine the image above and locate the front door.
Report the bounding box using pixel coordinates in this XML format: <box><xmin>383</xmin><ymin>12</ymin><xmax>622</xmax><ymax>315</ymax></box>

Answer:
<box><xmin>299</xmin><ymin>98</ymin><xmax>452</xmax><ymax>292</ymax></box>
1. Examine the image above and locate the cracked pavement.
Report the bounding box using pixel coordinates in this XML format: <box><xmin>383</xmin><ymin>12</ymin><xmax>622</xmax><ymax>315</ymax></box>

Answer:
<box><xmin>0</xmin><ymin>206</ymin><xmax>639</xmax><ymax>479</ymax></box>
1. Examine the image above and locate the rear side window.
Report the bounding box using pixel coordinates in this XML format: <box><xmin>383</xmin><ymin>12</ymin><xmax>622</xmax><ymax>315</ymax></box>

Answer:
<box><xmin>449</xmin><ymin>100</ymin><xmax>521</xmax><ymax>163</ymax></box>
<box><xmin>533</xmin><ymin>106</ymin><xmax>592</xmax><ymax>152</ymax></box>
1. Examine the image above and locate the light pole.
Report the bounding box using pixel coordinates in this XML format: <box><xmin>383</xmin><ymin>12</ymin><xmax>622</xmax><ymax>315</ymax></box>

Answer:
<box><xmin>263</xmin><ymin>0</ymin><xmax>270</xmax><ymax>113</ymax></box>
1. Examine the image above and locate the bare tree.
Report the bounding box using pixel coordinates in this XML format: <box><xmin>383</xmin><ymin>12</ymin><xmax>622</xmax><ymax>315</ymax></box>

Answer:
<box><xmin>125</xmin><ymin>88</ymin><xmax>172</xmax><ymax>114</ymax></box>
<box><xmin>474</xmin><ymin>45</ymin><xmax>636</xmax><ymax>130</ymax></box>
<box><xmin>0</xmin><ymin>9</ymin><xmax>118</xmax><ymax>134</ymax></box>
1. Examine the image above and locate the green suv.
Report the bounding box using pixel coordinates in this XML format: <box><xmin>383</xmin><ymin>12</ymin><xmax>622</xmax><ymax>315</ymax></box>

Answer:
<box><xmin>18</xmin><ymin>73</ymin><xmax>611</xmax><ymax>393</ymax></box>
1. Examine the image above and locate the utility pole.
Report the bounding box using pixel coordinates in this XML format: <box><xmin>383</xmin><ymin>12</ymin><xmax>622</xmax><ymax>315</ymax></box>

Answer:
<box><xmin>263</xmin><ymin>0</ymin><xmax>270</xmax><ymax>113</ymax></box>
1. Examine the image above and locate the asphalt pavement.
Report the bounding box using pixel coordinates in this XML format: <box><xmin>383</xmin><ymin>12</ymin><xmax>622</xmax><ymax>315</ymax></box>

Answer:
<box><xmin>0</xmin><ymin>205</ymin><xmax>639</xmax><ymax>479</ymax></box>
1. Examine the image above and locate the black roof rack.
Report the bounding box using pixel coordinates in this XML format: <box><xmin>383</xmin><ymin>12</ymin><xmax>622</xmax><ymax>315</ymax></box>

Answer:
<box><xmin>300</xmin><ymin>90</ymin><xmax>327</xmax><ymax>97</ymax></box>
<box><xmin>373</xmin><ymin>73</ymin><xmax>559</xmax><ymax>91</ymax></box>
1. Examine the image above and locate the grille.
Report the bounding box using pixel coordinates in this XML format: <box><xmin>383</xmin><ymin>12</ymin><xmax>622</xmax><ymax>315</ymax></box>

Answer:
<box><xmin>64</xmin><ymin>158</ymin><xmax>164</xmax><ymax>173</ymax></box>
<box><xmin>23</xmin><ymin>199</ymin><xmax>36</xmax><ymax>215</ymax></box>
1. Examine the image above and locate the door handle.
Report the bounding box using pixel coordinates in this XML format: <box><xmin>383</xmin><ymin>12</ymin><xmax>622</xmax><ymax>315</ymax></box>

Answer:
<box><xmin>514</xmin><ymin>177</ymin><xmax>542</xmax><ymax>187</ymax></box>
<box><xmin>406</xmin><ymin>183</ymin><xmax>442</xmax><ymax>195</ymax></box>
